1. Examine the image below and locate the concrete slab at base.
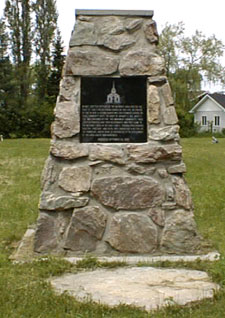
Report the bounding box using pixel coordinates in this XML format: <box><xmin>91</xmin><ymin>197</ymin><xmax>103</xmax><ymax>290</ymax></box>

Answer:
<box><xmin>65</xmin><ymin>252</ymin><xmax>220</xmax><ymax>265</ymax></box>
<box><xmin>50</xmin><ymin>267</ymin><xmax>220</xmax><ymax>311</ymax></box>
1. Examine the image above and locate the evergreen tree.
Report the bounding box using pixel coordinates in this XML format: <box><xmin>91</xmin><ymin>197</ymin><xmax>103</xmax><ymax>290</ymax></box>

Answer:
<box><xmin>33</xmin><ymin>0</ymin><xmax>57</xmax><ymax>102</ymax></box>
<box><xmin>47</xmin><ymin>28</ymin><xmax>65</xmax><ymax>103</ymax></box>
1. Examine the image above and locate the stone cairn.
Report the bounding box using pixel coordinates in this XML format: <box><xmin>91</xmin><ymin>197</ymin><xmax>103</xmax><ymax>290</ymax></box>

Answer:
<box><xmin>34</xmin><ymin>10</ymin><xmax>204</xmax><ymax>256</ymax></box>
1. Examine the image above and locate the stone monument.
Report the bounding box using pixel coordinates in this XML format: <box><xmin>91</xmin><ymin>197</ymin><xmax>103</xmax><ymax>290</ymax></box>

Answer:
<box><xmin>34</xmin><ymin>9</ymin><xmax>204</xmax><ymax>256</ymax></box>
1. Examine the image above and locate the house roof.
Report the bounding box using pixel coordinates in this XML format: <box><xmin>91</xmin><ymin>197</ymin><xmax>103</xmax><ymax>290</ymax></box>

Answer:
<box><xmin>189</xmin><ymin>93</ymin><xmax>225</xmax><ymax>113</ymax></box>
<box><xmin>208</xmin><ymin>93</ymin><xmax>225</xmax><ymax>109</ymax></box>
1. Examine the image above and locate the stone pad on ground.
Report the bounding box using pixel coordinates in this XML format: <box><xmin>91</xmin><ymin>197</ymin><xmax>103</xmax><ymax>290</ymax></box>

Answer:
<box><xmin>50</xmin><ymin>267</ymin><xmax>219</xmax><ymax>311</ymax></box>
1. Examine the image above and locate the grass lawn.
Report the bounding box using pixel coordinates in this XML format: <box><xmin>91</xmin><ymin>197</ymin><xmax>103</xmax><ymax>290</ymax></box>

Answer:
<box><xmin>0</xmin><ymin>138</ymin><xmax>225</xmax><ymax>317</ymax></box>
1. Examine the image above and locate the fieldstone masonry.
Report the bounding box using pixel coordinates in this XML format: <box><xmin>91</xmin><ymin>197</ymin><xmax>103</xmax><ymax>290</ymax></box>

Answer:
<box><xmin>34</xmin><ymin>10</ymin><xmax>204</xmax><ymax>255</ymax></box>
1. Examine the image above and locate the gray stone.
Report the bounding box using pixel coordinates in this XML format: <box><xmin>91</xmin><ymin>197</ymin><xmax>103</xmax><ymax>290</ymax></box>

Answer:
<box><xmin>157</xmin><ymin>168</ymin><xmax>168</xmax><ymax>178</ymax></box>
<box><xmin>161</xmin><ymin>82</ymin><xmax>174</xmax><ymax>106</ymax></box>
<box><xmin>59</xmin><ymin>165</ymin><xmax>92</xmax><ymax>193</ymax></box>
<box><xmin>126</xmin><ymin>164</ymin><xmax>156</xmax><ymax>175</ymax></box>
<box><xmin>149</xmin><ymin>125</ymin><xmax>180</xmax><ymax>141</ymax></box>
<box><xmin>147</xmin><ymin>85</ymin><xmax>160</xmax><ymax>124</ymax></box>
<box><xmin>58</xmin><ymin>77</ymin><xmax>80</xmax><ymax>102</ymax></box>
<box><xmin>65</xmin><ymin>47</ymin><xmax>119</xmax><ymax>76</ymax></box>
<box><xmin>41</xmin><ymin>156</ymin><xmax>58</xmax><ymax>191</ymax></box>
<box><xmin>89</xmin><ymin>145</ymin><xmax>125</xmax><ymax>164</ymax></box>
<box><xmin>39</xmin><ymin>192</ymin><xmax>89</xmax><ymax>210</ymax></box>
<box><xmin>162</xmin><ymin>202</ymin><xmax>177</xmax><ymax>210</ymax></box>
<box><xmin>165</xmin><ymin>184</ymin><xmax>175</xmax><ymax>201</ymax></box>
<box><xmin>148</xmin><ymin>76</ymin><xmax>167</xmax><ymax>84</ymax></box>
<box><xmin>161</xmin><ymin>210</ymin><xmax>202</xmax><ymax>254</ymax></box>
<box><xmin>50</xmin><ymin>140</ymin><xmax>88</xmax><ymax>160</ymax></box>
<box><xmin>172</xmin><ymin>176</ymin><xmax>193</xmax><ymax>210</ymax></box>
<box><xmin>52</xmin><ymin>101</ymin><xmax>79</xmax><ymax>138</ymax></box>
<box><xmin>69</xmin><ymin>21</ymin><xmax>97</xmax><ymax>46</ymax></box>
<box><xmin>34</xmin><ymin>211</ymin><xmax>72</xmax><ymax>253</ymax></box>
<box><xmin>107</xmin><ymin>213</ymin><xmax>158</xmax><ymax>253</ymax></box>
<box><xmin>102</xmin><ymin>34</ymin><xmax>135</xmax><ymax>51</ymax></box>
<box><xmin>143</xmin><ymin>20</ymin><xmax>159</xmax><ymax>44</ymax></box>
<box><xmin>125</xmin><ymin>18</ymin><xmax>143</xmax><ymax>32</ymax></box>
<box><xmin>148</xmin><ymin>207</ymin><xmax>165</xmax><ymax>227</ymax></box>
<box><xmin>50</xmin><ymin>267</ymin><xmax>219</xmax><ymax>311</ymax></box>
<box><xmin>163</xmin><ymin>106</ymin><xmax>178</xmax><ymax>125</ymax></box>
<box><xmin>91</xmin><ymin>176</ymin><xmax>164</xmax><ymax>210</ymax></box>
<box><xmin>168</xmin><ymin>162</ymin><xmax>187</xmax><ymax>174</ymax></box>
<box><xmin>127</xmin><ymin>143</ymin><xmax>182</xmax><ymax>163</ymax></box>
<box><xmin>119</xmin><ymin>50</ymin><xmax>165</xmax><ymax>76</ymax></box>
<box><xmin>96</xmin><ymin>16</ymin><xmax>124</xmax><ymax>40</ymax></box>
<box><xmin>64</xmin><ymin>206</ymin><xmax>107</xmax><ymax>252</ymax></box>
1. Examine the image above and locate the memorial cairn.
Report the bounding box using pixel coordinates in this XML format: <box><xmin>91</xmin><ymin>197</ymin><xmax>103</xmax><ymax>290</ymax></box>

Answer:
<box><xmin>34</xmin><ymin>10</ymin><xmax>205</xmax><ymax>256</ymax></box>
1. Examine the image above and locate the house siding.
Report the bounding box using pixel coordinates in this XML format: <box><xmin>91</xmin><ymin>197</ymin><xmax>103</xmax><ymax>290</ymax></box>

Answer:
<box><xmin>194</xmin><ymin>98</ymin><xmax>225</xmax><ymax>132</ymax></box>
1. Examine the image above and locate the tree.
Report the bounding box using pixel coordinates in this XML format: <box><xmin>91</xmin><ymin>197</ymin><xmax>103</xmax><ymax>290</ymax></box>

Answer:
<box><xmin>158</xmin><ymin>23</ymin><xmax>225</xmax><ymax>101</ymax></box>
<box><xmin>33</xmin><ymin>0</ymin><xmax>57</xmax><ymax>102</ymax></box>
<box><xmin>4</xmin><ymin>0</ymin><xmax>32</xmax><ymax>106</ymax></box>
<box><xmin>47</xmin><ymin>28</ymin><xmax>65</xmax><ymax>103</ymax></box>
<box><xmin>0</xmin><ymin>17</ymin><xmax>20</xmax><ymax>137</ymax></box>
<box><xmin>158</xmin><ymin>23</ymin><xmax>225</xmax><ymax>136</ymax></box>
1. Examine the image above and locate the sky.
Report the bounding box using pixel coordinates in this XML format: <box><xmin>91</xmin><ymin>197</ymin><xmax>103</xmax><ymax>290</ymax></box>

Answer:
<box><xmin>1</xmin><ymin>0</ymin><xmax>225</xmax><ymax>91</ymax></box>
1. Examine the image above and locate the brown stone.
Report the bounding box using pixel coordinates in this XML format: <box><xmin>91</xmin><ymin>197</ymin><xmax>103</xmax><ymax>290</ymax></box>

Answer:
<box><xmin>147</xmin><ymin>85</ymin><xmax>160</xmax><ymax>124</ymax></box>
<box><xmin>91</xmin><ymin>176</ymin><xmax>164</xmax><ymax>210</ymax></box>
<box><xmin>107</xmin><ymin>213</ymin><xmax>157</xmax><ymax>253</ymax></box>
<box><xmin>148</xmin><ymin>207</ymin><xmax>165</xmax><ymax>227</ymax></box>
<box><xmin>50</xmin><ymin>140</ymin><xmax>88</xmax><ymax>160</ymax></box>
<box><xmin>89</xmin><ymin>145</ymin><xmax>125</xmax><ymax>164</ymax></box>
<box><xmin>160</xmin><ymin>210</ymin><xmax>202</xmax><ymax>254</ymax></box>
<box><xmin>65</xmin><ymin>47</ymin><xmax>119</xmax><ymax>76</ymax></box>
<box><xmin>52</xmin><ymin>101</ymin><xmax>79</xmax><ymax>138</ymax></box>
<box><xmin>161</xmin><ymin>83</ymin><xmax>174</xmax><ymax>107</ymax></box>
<box><xmin>163</xmin><ymin>106</ymin><xmax>178</xmax><ymax>125</ymax></box>
<box><xmin>64</xmin><ymin>206</ymin><xmax>107</xmax><ymax>252</ymax></box>
<box><xmin>59</xmin><ymin>165</ymin><xmax>92</xmax><ymax>193</ymax></box>
<box><xmin>127</xmin><ymin>143</ymin><xmax>182</xmax><ymax>163</ymax></box>
<box><xmin>149</xmin><ymin>125</ymin><xmax>180</xmax><ymax>141</ymax></box>
<box><xmin>172</xmin><ymin>176</ymin><xmax>193</xmax><ymax>210</ymax></box>
<box><xmin>119</xmin><ymin>50</ymin><xmax>165</xmax><ymax>76</ymax></box>
<box><xmin>143</xmin><ymin>20</ymin><xmax>159</xmax><ymax>44</ymax></box>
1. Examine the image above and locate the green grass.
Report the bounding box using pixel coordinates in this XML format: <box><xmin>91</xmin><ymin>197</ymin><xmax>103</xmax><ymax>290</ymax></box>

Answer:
<box><xmin>1</xmin><ymin>138</ymin><xmax>225</xmax><ymax>317</ymax></box>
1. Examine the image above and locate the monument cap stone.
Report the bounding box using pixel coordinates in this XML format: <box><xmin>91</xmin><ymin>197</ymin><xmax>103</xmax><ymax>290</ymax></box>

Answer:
<box><xmin>75</xmin><ymin>9</ymin><xmax>154</xmax><ymax>17</ymax></box>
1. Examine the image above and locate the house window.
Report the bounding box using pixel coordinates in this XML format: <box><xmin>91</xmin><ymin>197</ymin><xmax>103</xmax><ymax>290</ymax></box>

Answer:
<box><xmin>202</xmin><ymin>116</ymin><xmax>207</xmax><ymax>126</ymax></box>
<box><xmin>215</xmin><ymin>116</ymin><xmax>220</xmax><ymax>126</ymax></box>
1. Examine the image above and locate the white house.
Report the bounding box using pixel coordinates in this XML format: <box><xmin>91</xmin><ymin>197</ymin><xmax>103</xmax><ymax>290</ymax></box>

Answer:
<box><xmin>189</xmin><ymin>93</ymin><xmax>225</xmax><ymax>133</ymax></box>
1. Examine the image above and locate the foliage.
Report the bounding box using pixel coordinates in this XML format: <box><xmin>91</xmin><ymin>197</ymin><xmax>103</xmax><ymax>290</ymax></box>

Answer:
<box><xmin>33</xmin><ymin>0</ymin><xmax>58</xmax><ymax>102</ymax></box>
<box><xmin>4</xmin><ymin>0</ymin><xmax>32</xmax><ymax>104</ymax></box>
<box><xmin>0</xmin><ymin>0</ymin><xmax>64</xmax><ymax>138</ymax></box>
<box><xmin>0</xmin><ymin>138</ymin><xmax>225</xmax><ymax>317</ymax></box>
<box><xmin>158</xmin><ymin>23</ymin><xmax>225</xmax><ymax>135</ymax></box>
